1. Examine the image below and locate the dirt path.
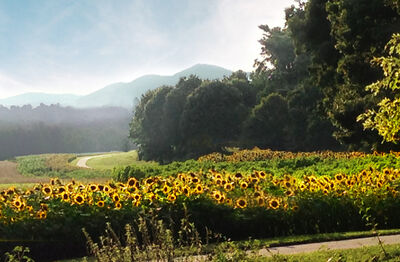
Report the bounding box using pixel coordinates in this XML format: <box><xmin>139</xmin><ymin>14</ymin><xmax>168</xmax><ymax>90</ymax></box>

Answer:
<box><xmin>76</xmin><ymin>154</ymin><xmax>117</xmax><ymax>168</ymax></box>
<box><xmin>259</xmin><ymin>234</ymin><xmax>400</xmax><ymax>257</ymax></box>
<box><xmin>0</xmin><ymin>161</ymin><xmax>48</xmax><ymax>184</ymax></box>
<box><xmin>76</xmin><ymin>156</ymin><xmax>97</xmax><ymax>168</ymax></box>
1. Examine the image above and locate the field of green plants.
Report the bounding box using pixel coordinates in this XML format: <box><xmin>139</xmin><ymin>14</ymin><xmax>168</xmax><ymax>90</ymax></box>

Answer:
<box><xmin>16</xmin><ymin>154</ymin><xmax>112</xmax><ymax>180</ymax></box>
<box><xmin>2</xmin><ymin>148</ymin><xmax>400</xmax><ymax>261</ymax></box>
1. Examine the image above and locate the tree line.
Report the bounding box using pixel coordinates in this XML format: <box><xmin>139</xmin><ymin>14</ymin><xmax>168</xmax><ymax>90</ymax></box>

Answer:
<box><xmin>0</xmin><ymin>104</ymin><xmax>134</xmax><ymax>160</ymax></box>
<box><xmin>130</xmin><ymin>0</ymin><xmax>400</xmax><ymax>162</ymax></box>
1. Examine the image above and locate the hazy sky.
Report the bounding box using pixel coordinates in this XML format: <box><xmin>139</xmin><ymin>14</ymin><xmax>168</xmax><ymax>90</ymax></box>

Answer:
<box><xmin>0</xmin><ymin>0</ymin><xmax>294</xmax><ymax>99</ymax></box>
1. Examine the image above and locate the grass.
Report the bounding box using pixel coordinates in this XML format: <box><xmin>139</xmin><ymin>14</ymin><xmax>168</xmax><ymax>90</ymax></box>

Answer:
<box><xmin>71</xmin><ymin>150</ymin><xmax>150</xmax><ymax>170</ymax></box>
<box><xmin>0</xmin><ymin>183</ymin><xmax>38</xmax><ymax>190</ymax></box>
<box><xmin>261</xmin><ymin>243</ymin><xmax>400</xmax><ymax>261</ymax></box>
<box><xmin>85</xmin><ymin>150</ymin><xmax>146</xmax><ymax>169</ymax></box>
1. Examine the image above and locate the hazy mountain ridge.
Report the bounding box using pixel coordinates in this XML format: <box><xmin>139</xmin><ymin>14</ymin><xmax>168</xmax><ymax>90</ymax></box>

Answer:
<box><xmin>0</xmin><ymin>64</ymin><xmax>232</xmax><ymax>109</ymax></box>
<box><xmin>0</xmin><ymin>93</ymin><xmax>81</xmax><ymax>107</ymax></box>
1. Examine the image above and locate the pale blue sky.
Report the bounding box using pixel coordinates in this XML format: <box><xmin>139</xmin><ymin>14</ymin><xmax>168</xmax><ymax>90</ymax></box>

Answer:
<box><xmin>0</xmin><ymin>0</ymin><xmax>294</xmax><ymax>98</ymax></box>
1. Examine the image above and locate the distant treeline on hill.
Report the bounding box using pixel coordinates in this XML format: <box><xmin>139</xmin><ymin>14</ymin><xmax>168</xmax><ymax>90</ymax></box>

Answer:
<box><xmin>0</xmin><ymin>104</ymin><xmax>134</xmax><ymax>160</ymax></box>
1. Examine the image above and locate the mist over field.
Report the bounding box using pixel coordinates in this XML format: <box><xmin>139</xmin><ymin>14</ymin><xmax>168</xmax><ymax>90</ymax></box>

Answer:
<box><xmin>0</xmin><ymin>1</ymin><xmax>400</xmax><ymax>261</ymax></box>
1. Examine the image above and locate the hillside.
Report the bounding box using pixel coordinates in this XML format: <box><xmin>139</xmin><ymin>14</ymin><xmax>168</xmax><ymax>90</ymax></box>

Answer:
<box><xmin>76</xmin><ymin>64</ymin><xmax>232</xmax><ymax>108</ymax></box>
<box><xmin>0</xmin><ymin>64</ymin><xmax>232</xmax><ymax>109</ymax></box>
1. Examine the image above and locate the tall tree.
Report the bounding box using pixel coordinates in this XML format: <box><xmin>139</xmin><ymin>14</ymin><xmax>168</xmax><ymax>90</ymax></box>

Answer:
<box><xmin>180</xmin><ymin>80</ymin><xmax>247</xmax><ymax>157</ymax></box>
<box><xmin>324</xmin><ymin>0</ymin><xmax>400</xmax><ymax>149</ymax></box>
<box><xmin>358</xmin><ymin>34</ymin><xmax>400</xmax><ymax>143</ymax></box>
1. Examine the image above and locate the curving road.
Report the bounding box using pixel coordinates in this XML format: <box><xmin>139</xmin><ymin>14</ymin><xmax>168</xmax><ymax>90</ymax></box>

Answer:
<box><xmin>76</xmin><ymin>154</ymin><xmax>117</xmax><ymax>168</ymax></box>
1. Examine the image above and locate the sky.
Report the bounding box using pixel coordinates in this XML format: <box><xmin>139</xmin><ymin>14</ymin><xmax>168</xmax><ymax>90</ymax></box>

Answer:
<box><xmin>0</xmin><ymin>0</ymin><xmax>295</xmax><ymax>99</ymax></box>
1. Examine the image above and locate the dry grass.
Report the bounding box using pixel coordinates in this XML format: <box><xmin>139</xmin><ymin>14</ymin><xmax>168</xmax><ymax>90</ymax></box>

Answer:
<box><xmin>0</xmin><ymin>161</ymin><xmax>48</xmax><ymax>184</ymax></box>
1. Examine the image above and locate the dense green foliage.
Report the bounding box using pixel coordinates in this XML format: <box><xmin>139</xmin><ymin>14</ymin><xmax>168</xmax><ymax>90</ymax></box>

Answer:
<box><xmin>130</xmin><ymin>74</ymin><xmax>256</xmax><ymax>161</ymax></box>
<box><xmin>285</xmin><ymin>0</ymin><xmax>400</xmax><ymax>150</ymax></box>
<box><xmin>130</xmin><ymin>0</ymin><xmax>400</xmax><ymax>162</ymax></box>
<box><xmin>358</xmin><ymin>34</ymin><xmax>400</xmax><ymax>142</ymax></box>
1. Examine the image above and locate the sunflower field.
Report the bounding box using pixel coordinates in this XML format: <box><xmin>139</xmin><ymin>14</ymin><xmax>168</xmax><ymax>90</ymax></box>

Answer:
<box><xmin>3</xmin><ymin>149</ymin><xmax>400</xmax><ymax>260</ymax></box>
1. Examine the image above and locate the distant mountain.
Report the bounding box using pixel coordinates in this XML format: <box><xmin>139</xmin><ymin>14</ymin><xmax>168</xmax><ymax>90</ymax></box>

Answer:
<box><xmin>0</xmin><ymin>64</ymin><xmax>232</xmax><ymax>109</ymax></box>
<box><xmin>75</xmin><ymin>64</ymin><xmax>232</xmax><ymax>108</ymax></box>
<box><xmin>0</xmin><ymin>93</ymin><xmax>80</xmax><ymax>107</ymax></box>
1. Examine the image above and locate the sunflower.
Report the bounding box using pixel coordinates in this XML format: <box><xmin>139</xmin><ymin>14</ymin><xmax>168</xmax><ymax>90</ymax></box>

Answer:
<box><xmin>98</xmin><ymin>185</ymin><xmax>104</xmax><ymax>191</ymax></box>
<box><xmin>182</xmin><ymin>186</ymin><xmax>191</xmax><ymax>197</ymax></box>
<box><xmin>132</xmin><ymin>193</ymin><xmax>142</xmax><ymax>202</ymax></box>
<box><xmin>57</xmin><ymin>186</ymin><xmax>66</xmax><ymax>194</ymax></box>
<box><xmin>234</xmin><ymin>172</ymin><xmax>243</xmax><ymax>179</ymax></box>
<box><xmin>61</xmin><ymin>192</ymin><xmax>70</xmax><ymax>201</ymax></box>
<box><xmin>12</xmin><ymin>198</ymin><xmax>22</xmax><ymax>208</ymax></box>
<box><xmin>285</xmin><ymin>190</ymin><xmax>294</xmax><ymax>197</ymax></box>
<box><xmin>258</xmin><ymin>171</ymin><xmax>267</xmax><ymax>179</ymax></box>
<box><xmin>194</xmin><ymin>184</ymin><xmax>204</xmax><ymax>194</ymax></box>
<box><xmin>335</xmin><ymin>174</ymin><xmax>344</xmax><ymax>182</ymax></box>
<box><xmin>97</xmin><ymin>201</ymin><xmax>105</xmax><ymax>207</ymax></box>
<box><xmin>383</xmin><ymin>168</ymin><xmax>392</xmax><ymax>175</ymax></box>
<box><xmin>284</xmin><ymin>181</ymin><xmax>292</xmax><ymax>188</ymax></box>
<box><xmin>268</xmin><ymin>198</ymin><xmax>280</xmax><ymax>209</ymax></box>
<box><xmin>103</xmin><ymin>185</ymin><xmax>111</xmax><ymax>193</ymax></box>
<box><xmin>215</xmin><ymin>178</ymin><xmax>223</xmax><ymax>185</ymax></box>
<box><xmin>167</xmin><ymin>193</ymin><xmax>176</xmax><ymax>202</ymax></box>
<box><xmin>240</xmin><ymin>181</ymin><xmax>248</xmax><ymax>189</ymax></box>
<box><xmin>27</xmin><ymin>205</ymin><xmax>33</xmax><ymax>212</ymax></box>
<box><xmin>224</xmin><ymin>183</ymin><xmax>234</xmax><ymax>192</ymax></box>
<box><xmin>115</xmin><ymin>202</ymin><xmax>122</xmax><ymax>209</ymax></box>
<box><xmin>42</xmin><ymin>185</ymin><xmax>52</xmax><ymax>196</ymax></box>
<box><xmin>5</xmin><ymin>187</ymin><xmax>15</xmax><ymax>195</ymax></box>
<box><xmin>117</xmin><ymin>182</ymin><xmax>126</xmax><ymax>189</ymax></box>
<box><xmin>38</xmin><ymin>211</ymin><xmax>47</xmax><ymax>219</ymax></box>
<box><xmin>235</xmin><ymin>198</ymin><xmax>247</xmax><ymax>209</ymax></box>
<box><xmin>129</xmin><ymin>186</ymin><xmax>139</xmax><ymax>193</ymax></box>
<box><xmin>66</xmin><ymin>183</ymin><xmax>74</xmax><ymax>192</ymax></box>
<box><xmin>127</xmin><ymin>177</ymin><xmax>137</xmax><ymax>188</ymax></box>
<box><xmin>212</xmin><ymin>191</ymin><xmax>222</xmax><ymax>201</ymax></box>
<box><xmin>163</xmin><ymin>185</ymin><xmax>171</xmax><ymax>194</ymax></box>
<box><xmin>145</xmin><ymin>178</ymin><xmax>154</xmax><ymax>185</ymax></box>
<box><xmin>112</xmin><ymin>193</ymin><xmax>120</xmax><ymax>202</ymax></box>
<box><xmin>191</xmin><ymin>177</ymin><xmax>199</xmax><ymax>183</ymax></box>
<box><xmin>74</xmin><ymin>194</ymin><xmax>85</xmax><ymax>205</ymax></box>
<box><xmin>89</xmin><ymin>184</ymin><xmax>98</xmax><ymax>191</ymax></box>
